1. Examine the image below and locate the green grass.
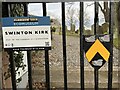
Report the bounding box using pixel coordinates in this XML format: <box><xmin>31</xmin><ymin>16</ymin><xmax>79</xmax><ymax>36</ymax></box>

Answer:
<box><xmin>113</xmin><ymin>36</ymin><xmax>120</xmax><ymax>49</ymax></box>
<box><xmin>58</xmin><ymin>31</ymin><xmax>79</xmax><ymax>37</ymax></box>
<box><xmin>54</xmin><ymin>31</ymin><xmax>120</xmax><ymax>49</ymax></box>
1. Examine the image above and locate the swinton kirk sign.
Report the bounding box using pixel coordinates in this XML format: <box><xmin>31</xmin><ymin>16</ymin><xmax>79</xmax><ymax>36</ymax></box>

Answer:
<box><xmin>2</xmin><ymin>16</ymin><xmax>51</xmax><ymax>50</ymax></box>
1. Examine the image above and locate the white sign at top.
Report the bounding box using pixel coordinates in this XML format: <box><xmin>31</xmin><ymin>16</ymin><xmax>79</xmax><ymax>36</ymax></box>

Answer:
<box><xmin>2</xmin><ymin>16</ymin><xmax>51</xmax><ymax>50</ymax></box>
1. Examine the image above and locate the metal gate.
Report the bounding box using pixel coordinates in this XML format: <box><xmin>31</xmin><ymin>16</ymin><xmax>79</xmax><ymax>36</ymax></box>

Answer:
<box><xmin>2</xmin><ymin>1</ymin><xmax>115</xmax><ymax>90</ymax></box>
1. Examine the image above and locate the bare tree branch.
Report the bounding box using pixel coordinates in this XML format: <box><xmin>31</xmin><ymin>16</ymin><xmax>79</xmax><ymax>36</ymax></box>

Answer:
<box><xmin>85</xmin><ymin>3</ymin><xmax>94</xmax><ymax>12</ymax></box>
<box><xmin>98</xmin><ymin>3</ymin><xmax>105</xmax><ymax>14</ymax></box>
<box><xmin>86</xmin><ymin>3</ymin><xmax>94</xmax><ymax>7</ymax></box>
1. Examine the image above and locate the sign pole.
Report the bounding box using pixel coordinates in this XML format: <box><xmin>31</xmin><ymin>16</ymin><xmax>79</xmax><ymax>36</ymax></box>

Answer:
<box><xmin>94</xmin><ymin>68</ymin><xmax>98</xmax><ymax>90</ymax></box>
<box><xmin>27</xmin><ymin>51</ymin><xmax>33</xmax><ymax>90</ymax></box>
<box><xmin>9</xmin><ymin>51</ymin><xmax>17</xmax><ymax>90</ymax></box>
<box><xmin>45</xmin><ymin>50</ymin><xmax>50</xmax><ymax>89</ymax></box>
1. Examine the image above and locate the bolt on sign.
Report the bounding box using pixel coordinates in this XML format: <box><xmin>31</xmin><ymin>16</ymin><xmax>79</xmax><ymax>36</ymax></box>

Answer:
<box><xmin>2</xmin><ymin>16</ymin><xmax>51</xmax><ymax>50</ymax></box>
<box><xmin>83</xmin><ymin>35</ymin><xmax>111</xmax><ymax>69</ymax></box>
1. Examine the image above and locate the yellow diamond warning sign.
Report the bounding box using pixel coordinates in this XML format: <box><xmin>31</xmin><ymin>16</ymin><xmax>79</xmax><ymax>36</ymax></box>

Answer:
<box><xmin>86</xmin><ymin>39</ymin><xmax>110</xmax><ymax>62</ymax></box>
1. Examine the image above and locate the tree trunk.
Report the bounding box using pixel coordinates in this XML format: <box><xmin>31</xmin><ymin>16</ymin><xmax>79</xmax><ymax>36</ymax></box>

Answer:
<box><xmin>104</xmin><ymin>2</ymin><xmax>109</xmax><ymax>23</ymax></box>
<box><xmin>117</xmin><ymin>2</ymin><xmax>120</xmax><ymax>89</ymax></box>
<box><xmin>117</xmin><ymin>2</ymin><xmax>120</xmax><ymax>34</ymax></box>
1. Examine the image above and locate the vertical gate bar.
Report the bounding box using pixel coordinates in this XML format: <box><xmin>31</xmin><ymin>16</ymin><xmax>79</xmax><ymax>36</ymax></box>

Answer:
<box><xmin>108</xmin><ymin>2</ymin><xmax>113</xmax><ymax>90</ymax></box>
<box><xmin>7</xmin><ymin>3</ymin><xmax>17</xmax><ymax>90</ymax></box>
<box><xmin>62</xmin><ymin>2</ymin><xmax>67</xmax><ymax>90</ymax></box>
<box><xmin>9</xmin><ymin>51</ymin><xmax>17</xmax><ymax>90</ymax></box>
<box><xmin>94</xmin><ymin>2</ymin><xmax>99</xmax><ymax>36</ymax></box>
<box><xmin>2</xmin><ymin>2</ymin><xmax>9</xmax><ymax>17</ymax></box>
<box><xmin>43</xmin><ymin>2</ymin><xmax>47</xmax><ymax>16</ymax></box>
<box><xmin>23</xmin><ymin>3</ymin><xmax>32</xmax><ymax>90</ymax></box>
<box><xmin>94</xmin><ymin>2</ymin><xmax>99</xmax><ymax>90</ymax></box>
<box><xmin>23</xmin><ymin>3</ymin><xmax>28</xmax><ymax>16</ymax></box>
<box><xmin>27</xmin><ymin>51</ymin><xmax>33</xmax><ymax>90</ymax></box>
<box><xmin>42</xmin><ymin>2</ymin><xmax>50</xmax><ymax>90</ymax></box>
<box><xmin>80</xmin><ymin>2</ymin><xmax>84</xmax><ymax>90</ymax></box>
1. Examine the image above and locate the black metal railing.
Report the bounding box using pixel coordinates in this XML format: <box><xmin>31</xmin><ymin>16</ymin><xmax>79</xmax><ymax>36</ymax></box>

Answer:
<box><xmin>2</xmin><ymin>1</ymin><xmax>114</xmax><ymax>90</ymax></box>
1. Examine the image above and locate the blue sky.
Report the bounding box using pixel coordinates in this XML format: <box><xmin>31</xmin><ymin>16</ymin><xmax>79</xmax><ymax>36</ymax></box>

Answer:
<box><xmin>28</xmin><ymin>2</ymin><xmax>105</xmax><ymax>30</ymax></box>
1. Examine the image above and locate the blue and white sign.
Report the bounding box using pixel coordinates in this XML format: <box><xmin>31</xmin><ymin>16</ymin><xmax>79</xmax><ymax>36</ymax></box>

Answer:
<box><xmin>2</xmin><ymin>16</ymin><xmax>51</xmax><ymax>50</ymax></box>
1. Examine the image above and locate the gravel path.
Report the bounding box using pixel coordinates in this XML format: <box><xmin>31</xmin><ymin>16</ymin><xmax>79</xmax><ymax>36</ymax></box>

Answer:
<box><xmin>49</xmin><ymin>34</ymin><xmax>81</xmax><ymax>69</ymax></box>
